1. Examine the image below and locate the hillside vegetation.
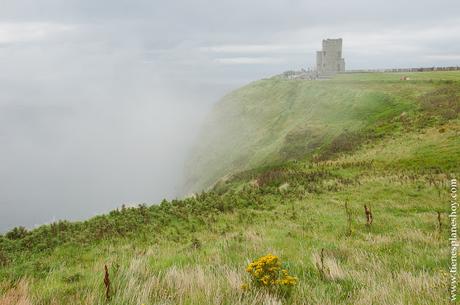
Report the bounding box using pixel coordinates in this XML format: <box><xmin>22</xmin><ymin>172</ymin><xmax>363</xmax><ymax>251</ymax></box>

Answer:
<box><xmin>184</xmin><ymin>71</ymin><xmax>460</xmax><ymax>194</ymax></box>
<box><xmin>1</xmin><ymin>71</ymin><xmax>459</xmax><ymax>305</ymax></box>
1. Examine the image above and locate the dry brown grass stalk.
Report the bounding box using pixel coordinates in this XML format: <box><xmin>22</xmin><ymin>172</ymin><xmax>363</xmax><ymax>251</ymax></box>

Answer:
<box><xmin>104</xmin><ymin>264</ymin><xmax>111</xmax><ymax>300</ymax></box>
<box><xmin>364</xmin><ymin>204</ymin><xmax>373</xmax><ymax>226</ymax></box>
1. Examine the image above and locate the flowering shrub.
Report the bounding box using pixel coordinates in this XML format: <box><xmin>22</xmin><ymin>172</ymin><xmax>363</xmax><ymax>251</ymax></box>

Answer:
<box><xmin>243</xmin><ymin>254</ymin><xmax>297</xmax><ymax>290</ymax></box>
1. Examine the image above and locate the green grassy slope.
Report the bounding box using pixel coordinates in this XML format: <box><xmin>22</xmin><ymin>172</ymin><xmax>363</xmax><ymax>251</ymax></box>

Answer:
<box><xmin>0</xmin><ymin>71</ymin><xmax>459</xmax><ymax>305</ymax></box>
<box><xmin>183</xmin><ymin>71</ymin><xmax>460</xmax><ymax>194</ymax></box>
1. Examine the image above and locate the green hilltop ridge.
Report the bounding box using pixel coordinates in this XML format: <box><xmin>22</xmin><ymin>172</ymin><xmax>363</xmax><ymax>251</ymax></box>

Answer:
<box><xmin>0</xmin><ymin>71</ymin><xmax>459</xmax><ymax>304</ymax></box>
<box><xmin>184</xmin><ymin>71</ymin><xmax>460</xmax><ymax>194</ymax></box>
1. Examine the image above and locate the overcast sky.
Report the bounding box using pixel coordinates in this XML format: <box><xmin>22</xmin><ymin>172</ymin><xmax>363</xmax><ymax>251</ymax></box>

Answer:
<box><xmin>0</xmin><ymin>0</ymin><xmax>459</xmax><ymax>231</ymax></box>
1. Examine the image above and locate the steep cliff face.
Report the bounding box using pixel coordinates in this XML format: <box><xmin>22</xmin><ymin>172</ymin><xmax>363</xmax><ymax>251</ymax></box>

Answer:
<box><xmin>183</xmin><ymin>72</ymin><xmax>456</xmax><ymax>194</ymax></box>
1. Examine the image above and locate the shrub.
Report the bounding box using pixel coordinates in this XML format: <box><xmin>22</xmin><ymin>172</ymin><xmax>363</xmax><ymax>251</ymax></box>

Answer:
<box><xmin>5</xmin><ymin>226</ymin><xmax>28</xmax><ymax>240</ymax></box>
<box><xmin>317</xmin><ymin>131</ymin><xmax>365</xmax><ymax>161</ymax></box>
<box><xmin>0</xmin><ymin>249</ymin><xmax>8</xmax><ymax>266</ymax></box>
<box><xmin>420</xmin><ymin>86</ymin><xmax>460</xmax><ymax>120</ymax></box>
<box><xmin>256</xmin><ymin>169</ymin><xmax>287</xmax><ymax>187</ymax></box>
<box><xmin>279</xmin><ymin>127</ymin><xmax>323</xmax><ymax>160</ymax></box>
<box><xmin>328</xmin><ymin>131</ymin><xmax>362</xmax><ymax>154</ymax></box>
<box><xmin>243</xmin><ymin>254</ymin><xmax>297</xmax><ymax>290</ymax></box>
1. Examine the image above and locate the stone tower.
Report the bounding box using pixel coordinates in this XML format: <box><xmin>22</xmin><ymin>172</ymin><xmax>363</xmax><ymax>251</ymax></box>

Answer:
<box><xmin>316</xmin><ymin>38</ymin><xmax>345</xmax><ymax>77</ymax></box>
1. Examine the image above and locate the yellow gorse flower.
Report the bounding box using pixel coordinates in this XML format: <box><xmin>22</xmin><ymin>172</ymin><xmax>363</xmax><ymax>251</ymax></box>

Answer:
<box><xmin>243</xmin><ymin>254</ymin><xmax>298</xmax><ymax>289</ymax></box>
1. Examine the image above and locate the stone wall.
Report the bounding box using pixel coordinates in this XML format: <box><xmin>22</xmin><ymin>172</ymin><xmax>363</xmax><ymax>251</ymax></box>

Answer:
<box><xmin>276</xmin><ymin>66</ymin><xmax>460</xmax><ymax>81</ymax></box>
<box><xmin>344</xmin><ymin>66</ymin><xmax>460</xmax><ymax>73</ymax></box>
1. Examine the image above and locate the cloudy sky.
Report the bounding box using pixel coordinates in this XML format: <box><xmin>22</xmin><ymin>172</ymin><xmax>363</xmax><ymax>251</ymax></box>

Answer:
<box><xmin>0</xmin><ymin>0</ymin><xmax>459</xmax><ymax>231</ymax></box>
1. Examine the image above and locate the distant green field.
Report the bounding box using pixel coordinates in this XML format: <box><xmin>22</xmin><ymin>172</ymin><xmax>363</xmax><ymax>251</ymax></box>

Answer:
<box><xmin>1</xmin><ymin>71</ymin><xmax>459</xmax><ymax>305</ymax></box>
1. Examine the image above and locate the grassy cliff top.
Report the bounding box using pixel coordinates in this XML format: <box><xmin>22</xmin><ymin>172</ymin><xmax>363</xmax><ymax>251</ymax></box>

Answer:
<box><xmin>184</xmin><ymin>71</ymin><xmax>460</xmax><ymax>194</ymax></box>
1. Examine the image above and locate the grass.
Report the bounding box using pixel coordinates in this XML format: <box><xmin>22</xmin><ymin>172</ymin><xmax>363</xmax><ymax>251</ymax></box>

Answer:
<box><xmin>1</xmin><ymin>71</ymin><xmax>459</xmax><ymax>304</ymax></box>
<box><xmin>1</xmin><ymin>158</ymin><xmax>452</xmax><ymax>304</ymax></box>
<box><xmin>183</xmin><ymin>71</ymin><xmax>458</xmax><ymax>194</ymax></box>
